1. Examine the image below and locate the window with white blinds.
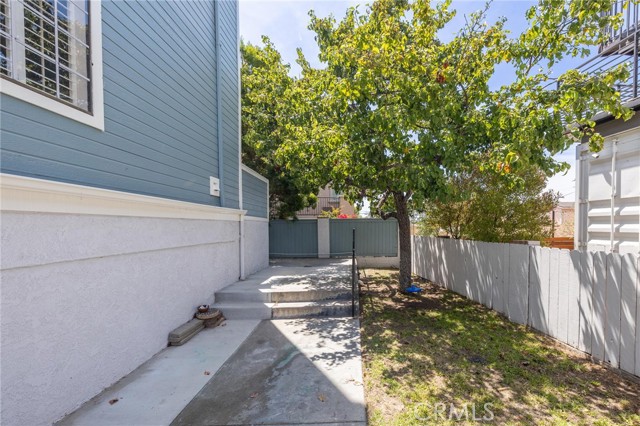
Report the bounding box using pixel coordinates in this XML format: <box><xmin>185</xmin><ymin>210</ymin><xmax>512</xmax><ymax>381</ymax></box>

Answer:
<box><xmin>1</xmin><ymin>0</ymin><xmax>91</xmax><ymax>112</ymax></box>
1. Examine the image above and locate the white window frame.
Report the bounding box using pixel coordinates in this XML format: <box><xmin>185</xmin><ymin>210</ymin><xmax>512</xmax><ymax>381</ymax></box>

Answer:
<box><xmin>0</xmin><ymin>0</ymin><xmax>104</xmax><ymax>130</ymax></box>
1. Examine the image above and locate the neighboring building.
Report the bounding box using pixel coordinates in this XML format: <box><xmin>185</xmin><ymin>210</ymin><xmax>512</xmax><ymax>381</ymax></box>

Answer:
<box><xmin>297</xmin><ymin>185</ymin><xmax>357</xmax><ymax>217</ymax></box>
<box><xmin>574</xmin><ymin>3</ymin><xmax>640</xmax><ymax>255</ymax></box>
<box><xmin>575</xmin><ymin>124</ymin><xmax>640</xmax><ymax>254</ymax></box>
<box><xmin>0</xmin><ymin>1</ymin><xmax>268</xmax><ymax>425</ymax></box>
<box><xmin>550</xmin><ymin>202</ymin><xmax>575</xmax><ymax>238</ymax></box>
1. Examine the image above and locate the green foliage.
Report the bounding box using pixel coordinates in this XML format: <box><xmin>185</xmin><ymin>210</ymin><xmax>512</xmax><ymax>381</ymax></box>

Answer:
<box><xmin>241</xmin><ymin>38</ymin><xmax>320</xmax><ymax>219</ymax></box>
<box><xmin>275</xmin><ymin>0</ymin><xmax>633</xmax><ymax>285</ymax></box>
<box><xmin>417</xmin><ymin>165</ymin><xmax>559</xmax><ymax>242</ymax></box>
<box><xmin>318</xmin><ymin>207</ymin><xmax>342</xmax><ymax>218</ymax></box>
<box><xmin>286</xmin><ymin>0</ymin><xmax>632</xmax><ymax>198</ymax></box>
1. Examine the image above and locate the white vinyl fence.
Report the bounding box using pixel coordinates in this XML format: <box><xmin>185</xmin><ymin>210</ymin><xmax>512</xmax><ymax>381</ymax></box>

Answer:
<box><xmin>412</xmin><ymin>236</ymin><xmax>640</xmax><ymax>378</ymax></box>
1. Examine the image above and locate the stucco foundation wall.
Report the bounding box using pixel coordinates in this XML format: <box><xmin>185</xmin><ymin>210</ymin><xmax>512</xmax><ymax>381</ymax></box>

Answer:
<box><xmin>356</xmin><ymin>255</ymin><xmax>400</xmax><ymax>269</ymax></box>
<box><xmin>0</xmin><ymin>212</ymin><xmax>241</xmax><ymax>426</ymax></box>
<box><xmin>244</xmin><ymin>218</ymin><xmax>269</xmax><ymax>277</ymax></box>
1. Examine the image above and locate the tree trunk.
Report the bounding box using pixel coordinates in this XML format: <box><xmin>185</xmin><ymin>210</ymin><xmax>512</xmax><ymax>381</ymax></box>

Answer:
<box><xmin>394</xmin><ymin>192</ymin><xmax>412</xmax><ymax>289</ymax></box>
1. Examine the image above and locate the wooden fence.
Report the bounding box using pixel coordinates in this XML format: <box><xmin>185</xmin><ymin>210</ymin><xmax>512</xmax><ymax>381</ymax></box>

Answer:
<box><xmin>545</xmin><ymin>237</ymin><xmax>575</xmax><ymax>250</ymax></box>
<box><xmin>412</xmin><ymin>236</ymin><xmax>640</xmax><ymax>377</ymax></box>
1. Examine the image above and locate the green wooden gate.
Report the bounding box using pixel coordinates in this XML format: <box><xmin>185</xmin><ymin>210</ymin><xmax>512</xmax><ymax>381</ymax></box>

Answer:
<box><xmin>330</xmin><ymin>219</ymin><xmax>398</xmax><ymax>257</ymax></box>
<box><xmin>269</xmin><ymin>220</ymin><xmax>318</xmax><ymax>258</ymax></box>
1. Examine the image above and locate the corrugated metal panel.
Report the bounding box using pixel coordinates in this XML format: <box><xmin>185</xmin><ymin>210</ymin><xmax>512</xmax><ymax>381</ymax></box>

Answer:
<box><xmin>576</xmin><ymin>128</ymin><xmax>640</xmax><ymax>254</ymax></box>
<box><xmin>0</xmin><ymin>0</ymin><xmax>240</xmax><ymax>208</ymax></box>
<box><xmin>242</xmin><ymin>169</ymin><xmax>268</xmax><ymax>218</ymax></box>
<box><xmin>269</xmin><ymin>220</ymin><xmax>318</xmax><ymax>258</ymax></box>
<box><xmin>329</xmin><ymin>218</ymin><xmax>398</xmax><ymax>257</ymax></box>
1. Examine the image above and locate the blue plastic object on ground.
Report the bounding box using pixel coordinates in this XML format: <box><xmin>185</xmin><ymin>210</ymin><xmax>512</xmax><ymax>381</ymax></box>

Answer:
<box><xmin>405</xmin><ymin>284</ymin><xmax>422</xmax><ymax>293</ymax></box>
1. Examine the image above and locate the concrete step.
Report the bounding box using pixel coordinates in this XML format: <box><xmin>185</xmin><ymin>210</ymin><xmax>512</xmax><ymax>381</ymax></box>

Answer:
<box><xmin>271</xmin><ymin>300</ymin><xmax>354</xmax><ymax>319</ymax></box>
<box><xmin>215</xmin><ymin>288</ymin><xmax>352</xmax><ymax>304</ymax></box>
<box><xmin>212</xmin><ymin>300</ymin><xmax>355</xmax><ymax>320</ymax></box>
<box><xmin>212</xmin><ymin>302</ymin><xmax>271</xmax><ymax>320</ymax></box>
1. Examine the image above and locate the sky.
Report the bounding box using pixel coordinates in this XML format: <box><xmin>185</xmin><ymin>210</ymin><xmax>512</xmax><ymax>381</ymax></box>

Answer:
<box><xmin>239</xmin><ymin>0</ymin><xmax>586</xmax><ymax>203</ymax></box>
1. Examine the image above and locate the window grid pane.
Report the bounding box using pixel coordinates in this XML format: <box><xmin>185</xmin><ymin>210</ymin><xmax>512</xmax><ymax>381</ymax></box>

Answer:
<box><xmin>0</xmin><ymin>0</ymin><xmax>10</xmax><ymax>76</ymax></box>
<box><xmin>3</xmin><ymin>0</ymin><xmax>91</xmax><ymax>111</ymax></box>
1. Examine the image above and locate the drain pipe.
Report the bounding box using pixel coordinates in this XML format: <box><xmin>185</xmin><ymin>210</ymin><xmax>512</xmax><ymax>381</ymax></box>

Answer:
<box><xmin>215</xmin><ymin>0</ymin><xmax>225</xmax><ymax>207</ymax></box>
<box><xmin>610</xmin><ymin>138</ymin><xmax>618</xmax><ymax>253</ymax></box>
<box><xmin>236</xmin><ymin>4</ymin><xmax>245</xmax><ymax>280</ymax></box>
<box><xmin>239</xmin><ymin>177</ymin><xmax>245</xmax><ymax>280</ymax></box>
<box><xmin>574</xmin><ymin>144</ymin><xmax>584</xmax><ymax>251</ymax></box>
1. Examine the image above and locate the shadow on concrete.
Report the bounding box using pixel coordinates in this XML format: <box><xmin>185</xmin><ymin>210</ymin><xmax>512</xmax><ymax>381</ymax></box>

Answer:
<box><xmin>170</xmin><ymin>319</ymin><xmax>366</xmax><ymax>426</ymax></box>
<box><xmin>285</xmin><ymin>318</ymin><xmax>361</xmax><ymax>367</ymax></box>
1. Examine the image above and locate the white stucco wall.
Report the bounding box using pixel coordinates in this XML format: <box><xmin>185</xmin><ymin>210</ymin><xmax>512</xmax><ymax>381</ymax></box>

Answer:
<box><xmin>356</xmin><ymin>255</ymin><xmax>400</xmax><ymax>269</ymax></box>
<box><xmin>1</xmin><ymin>212</ymin><xmax>241</xmax><ymax>426</ymax></box>
<box><xmin>317</xmin><ymin>218</ymin><xmax>331</xmax><ymax>258</ymax></box>
<box><xmin>243</xmin><ymin>218</ymin><xmax>269</xmax><ymax>277</ymax></box>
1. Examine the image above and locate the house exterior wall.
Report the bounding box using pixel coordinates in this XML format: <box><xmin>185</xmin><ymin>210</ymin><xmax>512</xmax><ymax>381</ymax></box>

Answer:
<box><xmin>0</xmin><ymin>0</ymin><xmax>237</xmax><ymax>207</ymax></box>
<box><xmin>550</xmin><ymin>203</ymin><xmax>575</xmax><ymax>238</ymax></box>
<box><xmin>218</xmin><ymin>0</ymin><xmax>241</xmax><ymax>209</ymax></box>
<box><xmin>1</xmin><ymin>215</ymin><xmax>240</xmax><ymax>426</ymax></box>
<box><xmin>0</xmin><ymin>1</ymin><xmax>268</xmax><ymax>425</ymax></box>
<box><xmin>318</xmin><ymin>186</ymin><xmax>356</xmax><ymax>215</ymax></box>
<box><xmin>241</xmin><ymin>166</ymin><xmax>269</xmax><ymax>275</ymax></box>
<box><xmin>0</xmin><ymin>175</ymin><xmax>245</xmax><ymax>426</ymax></box>
<box><xmin>297</xmin><ymin>185</ymin><xmax>357</xmax><ymax>217</ymax></box>
<box><xmin>244</xmin><ymin>217</ymin><xmax>269</xmax><ymax>276</ymax></box>
<box><xmin>339</xmin><ymin>197</ymin><xmax>357</xmax><ymax>216</ymax></box>
<box><xmin>576</xmin><ymin>124</ymin><xmax>640</xmax><ymax>255</ymax></box>
<box><xmin>242</xmin><ymin>167</ymin><xmax>269</xmax><ymax>219</ymax></box>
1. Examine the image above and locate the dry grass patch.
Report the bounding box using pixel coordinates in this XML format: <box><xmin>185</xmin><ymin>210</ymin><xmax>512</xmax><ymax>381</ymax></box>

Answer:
<box><xmin>359</xmin><ymin>269</ymin><xmax>640</xmax><ymax>426</ymax></box>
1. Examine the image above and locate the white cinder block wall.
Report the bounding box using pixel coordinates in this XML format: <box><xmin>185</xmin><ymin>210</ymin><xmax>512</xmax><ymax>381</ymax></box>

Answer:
<box><xmin>0</xmin><ymin>176</ymin><xmax>270</xmax><ymax>426</ymax></box>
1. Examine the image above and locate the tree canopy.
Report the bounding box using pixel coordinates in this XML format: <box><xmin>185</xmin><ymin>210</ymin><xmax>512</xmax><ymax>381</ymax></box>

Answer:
<box><xmin>417</xmin><ymin>164</ymin><xmax>558</xmax><ymax>242</ymax></box>
<box><xmin>257</xmin><ymin>0</ymin><xmax>633</xmax><ymax>287</ymax></box>
<box><xmin>241</xmin><ymin>38</ymin><xmax>319</xmax><ymax>219</ymax></box>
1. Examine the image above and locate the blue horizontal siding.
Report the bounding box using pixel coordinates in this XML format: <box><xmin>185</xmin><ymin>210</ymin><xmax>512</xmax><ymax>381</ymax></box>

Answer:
<box><xmin>242</xmin><ymin>169</ymin><xmax>268</xmax><ymax>218</ymax></box>
<box><xmin>219</xmin><ymin>0</ymin><xmax>240</xmax><ymax>209</ymax></box>
<box><xmin>0</xmin><ymin>0</ymin><xmax>242</xmax><ymax>207</ymax></box>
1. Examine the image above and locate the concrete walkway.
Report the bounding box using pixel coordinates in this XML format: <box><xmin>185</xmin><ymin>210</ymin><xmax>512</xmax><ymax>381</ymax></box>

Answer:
<box><xmin>57</xmin><ymin>320</ymin><xmax>262</xmax><ymax>426</ymax></box>
<box><xmin>172</xmin><ymin>318</ymin><xmax>366</xmax><ymax>426</ymax></box>
<box><xmin>57</xmin><ymin>260</ymin><xmax>366</xmax><ymax>426</ymax></box>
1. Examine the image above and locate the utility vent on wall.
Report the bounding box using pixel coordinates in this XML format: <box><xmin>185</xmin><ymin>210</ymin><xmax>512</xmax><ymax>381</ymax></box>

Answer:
<box><xmin>210</xmin><ymin>177</ymin><xmax>220</xmax><ymax>197</ymax></box>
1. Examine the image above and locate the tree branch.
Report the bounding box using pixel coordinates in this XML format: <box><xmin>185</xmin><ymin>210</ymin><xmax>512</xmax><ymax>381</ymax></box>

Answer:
<box><xmin>376</xmin><ymin>190</ymin><xmax>398</xmax><ymax>220</ymax></box>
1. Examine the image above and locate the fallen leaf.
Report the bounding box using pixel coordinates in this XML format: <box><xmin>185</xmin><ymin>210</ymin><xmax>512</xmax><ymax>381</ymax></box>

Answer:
<box><xmin>204</xmin><ymin>371</ymin><xmax>211</xmax><ymax>375</ymax></box>
<box><xmin>108</xmin><ymin>399</ymin><xmax>119</xmax><ymax>405</ymax></box>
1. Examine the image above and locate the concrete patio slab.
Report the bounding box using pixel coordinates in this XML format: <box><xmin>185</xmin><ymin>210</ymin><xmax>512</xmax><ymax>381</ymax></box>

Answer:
<box><xmin>219</xmin><ymin>258</ymin><xmax>353</xmax><ymax>293</ymax></box>
<box><xmin>213</xmin><ymin>258</ymin><xmax>357</xmax><ymax>319</ymax></box>
<box><xmin>171</xmin><ymin>318</ymin><xmax>366</xmax><ymax>426</ymax></box>
<box><xmin>56</xmin><ymin>319</ymin><xmax>261</xmax><ymax>426</ymax></box>
<box><xmin>56</xmin><ymin>261</ymin><xmax>364</xmax><ymax>426</ymax></box>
